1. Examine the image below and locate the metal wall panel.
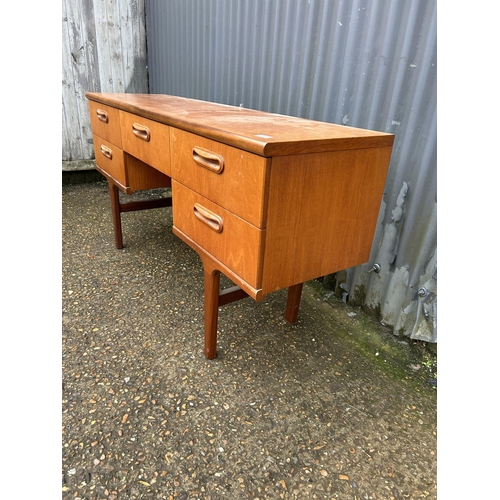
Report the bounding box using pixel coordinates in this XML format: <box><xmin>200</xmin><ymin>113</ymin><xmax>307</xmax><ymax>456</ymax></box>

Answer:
<box><xmin>62</xmin><ymin>0</ymin><xmax>149</xmax><ymax>163</ymax></box>
<box><xmin>145</xmin><ymin>0</ymin><xmax>437</xmax><ymax>342</ymax></box>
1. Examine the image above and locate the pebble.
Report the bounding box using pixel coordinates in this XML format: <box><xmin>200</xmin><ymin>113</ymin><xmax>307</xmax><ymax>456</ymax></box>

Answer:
<box><xmin>62</xmin><ymin>182</ymin><xmax>438</xmax><ymax>500</ymax></box>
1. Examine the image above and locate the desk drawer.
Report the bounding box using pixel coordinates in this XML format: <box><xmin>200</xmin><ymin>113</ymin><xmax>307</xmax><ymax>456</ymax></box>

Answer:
<box><xmin>120</xmin><ymin>111</ymin><xmax>171</xmax><ymax>176</ymax></box>
<box><xmin>93</xmin><ymin>134</ymin><xmax>126</xmax><ymax>186</ymax></box>
<box><xmin>88</xmin><ymin>101</ymin><xmax>122</xmax><ymax>148</ymax></box>
<box><xmin>172</xmin><ymin>180</ymin><xmax>264</xmax><ymax>289</ymax></box>
<box><xmin>170</xmin><ymin>129</ymin><xmax>269</xmax><ymax>228</ymax></box>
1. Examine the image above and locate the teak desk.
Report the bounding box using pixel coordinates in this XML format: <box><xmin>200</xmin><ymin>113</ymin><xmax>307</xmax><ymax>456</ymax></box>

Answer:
<box><xmin>86</xmin><ymin>93</ymin><xmax>394</xmax><ymax>359</ymax></box>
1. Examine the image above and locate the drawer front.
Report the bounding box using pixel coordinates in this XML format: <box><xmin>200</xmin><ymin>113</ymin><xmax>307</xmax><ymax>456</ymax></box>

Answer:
<box><xmin>120</xmin><ymin>111</ymin><xmax>171</xmax><ymax>176</ymax></box>
<box><xmin>170</xmin><ymin>128</ymin><xmax>269</xmax><ymax>228</ymax></box>
<box><xmin>93</xmin><ymin>134</ymin><xmax>127</xmax><ymax>186</ymax></box>
<box><xmin>88</xmin><ymin>101</ymin><xmax>122</xmax><ymax>147</ymax></box>
<box><xmin>172</xmin><ymin>180</ymin><xmax>264</xmax><ymax>289</ymax></box>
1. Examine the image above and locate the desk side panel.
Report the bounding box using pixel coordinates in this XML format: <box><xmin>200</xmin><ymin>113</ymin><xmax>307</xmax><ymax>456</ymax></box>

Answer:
<box><xmin>261</xmin><ymin>147</ymin><xmax>393</xmax><ymax>294</ymax></box>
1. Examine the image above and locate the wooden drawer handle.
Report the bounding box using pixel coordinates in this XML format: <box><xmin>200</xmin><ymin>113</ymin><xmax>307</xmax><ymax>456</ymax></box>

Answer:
<box><xmin>96</xmin><ymin>108</ymin><xmax>108</xmax><ymax>123</ymax></box>
<box><xmin>100</xmin><ymin>144</ymin><xmax>113</xmax><ymax>160</ymax></box>
<box><xmin>193</xmin><ymin>203</ymin><xmax>224</xmax><ymax>233</ymax></box>
<box><xmin>132</xmin><ymin>123</ymin><xmax>151</xmax><ymax>142</ymax></box>
<box><xmin>192</xmin><ymin>147</ymin><xmax>224</xmax><ymax>174</ymax></box>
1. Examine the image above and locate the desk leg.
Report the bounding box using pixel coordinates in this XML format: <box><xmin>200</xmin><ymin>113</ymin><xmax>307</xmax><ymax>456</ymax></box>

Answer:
<box><xmin>284</xmin><ymin>282</ymin><xmax>304</xmax><ymax>324</ymax></box>
<box><xmin>106</xmin><ymin>179</ymin><xmax>173</xmax><ymax>250</ymax></box>
<box><xmin>108</xmin><ymin>180</ymin><xmax>124</xmax><ymax>249</ymax></box>
<box><xmin>204</xmin><ymin>267</ymin><xmax>221</xmax><ymax>360</ymax></box>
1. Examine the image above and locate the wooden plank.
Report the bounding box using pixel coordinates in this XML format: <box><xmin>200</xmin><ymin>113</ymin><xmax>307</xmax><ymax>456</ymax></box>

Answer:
<box><xmin>63</xmin><ymin>0</ymin><xmax>149</xmax><ymax>162</ymax></box>
<box><xmin>63</xmin><ymin>0</ymin><xmax>100</xmax><ymax>161</ymax></box>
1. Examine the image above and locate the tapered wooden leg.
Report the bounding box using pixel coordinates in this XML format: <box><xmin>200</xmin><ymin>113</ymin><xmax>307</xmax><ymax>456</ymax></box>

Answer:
<box><xmin>204</xmin><ymin>267</ymin><xmax>221</xmax><ymax>359</ymax></box>
<box><xmin>284</xmin><ymin>282</ymin><xmax>304</xmax><ymax>324</ymax></box>
<box><xmin>107</xmin><ymin>180</ymin><xmax>124</xmax><ymax>249</ymax></box>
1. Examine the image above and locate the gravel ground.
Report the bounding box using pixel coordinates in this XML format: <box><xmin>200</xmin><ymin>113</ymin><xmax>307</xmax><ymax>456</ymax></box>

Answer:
<box><xmin>62</xmin><ymin>180</ymin><xmax>437</xmax><ymax>500</ymax></box>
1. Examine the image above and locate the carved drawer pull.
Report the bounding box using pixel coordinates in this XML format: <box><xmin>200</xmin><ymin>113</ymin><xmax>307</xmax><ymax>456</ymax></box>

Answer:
<box><xmin>96</xmin><ymin>108</ymin><xmax>108</xmax><ymax>123</ymax></box>
<box><xmin>100</xmin><ymin>144</ymin><xmax>113</xmax><ymax>160</ymax></box>
<box><xmin>193</xmin><ymin>203</ymin><xmax>224</xmax><ymax>233</ymax></box>
<box><xmin>192</xmin><ymin>147</ymin><xmax>224</xmax><ymax>174</ymax></box>
<box><xmin>132</xmin><ymin>122</ymin><xmax>151</xmax><ymax>142</ymax></box>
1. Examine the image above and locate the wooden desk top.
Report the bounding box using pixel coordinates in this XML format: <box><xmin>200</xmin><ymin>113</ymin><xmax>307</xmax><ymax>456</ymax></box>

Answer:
<box><xmin>86</xmin><ymin>92</ymin><xmax>394</xmax><ymax>157</ymax></box>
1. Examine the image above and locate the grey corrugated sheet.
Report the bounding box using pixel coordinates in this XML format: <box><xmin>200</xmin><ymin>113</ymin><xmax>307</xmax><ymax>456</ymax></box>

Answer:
<box><xmin>62</xmin><ymin>0</ymin><xmax>149</xmax><ymax>163</ymax></box>
<box><xmin>145</xmin><ymin>0</ymin><xmax>437</xmax><ymax>342</ymax></box>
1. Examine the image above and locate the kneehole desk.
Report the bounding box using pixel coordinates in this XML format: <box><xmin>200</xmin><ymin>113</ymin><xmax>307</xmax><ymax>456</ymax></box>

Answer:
<box><xmin>86</xmin><ymin>92</ymin><xmax>394</xmax><ymax>359</ymax></box>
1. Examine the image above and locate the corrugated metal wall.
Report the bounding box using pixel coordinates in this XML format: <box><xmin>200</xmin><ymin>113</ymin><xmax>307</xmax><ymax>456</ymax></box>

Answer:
<box><xmin>62</xmin><ymin>0</ymin><xmax>148</xmax><ymax>163</ymax></box>
<box><xmin>145</xmin><ymin>0</ymin><xmax>437</xmax><ymax>342</ymax></box>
